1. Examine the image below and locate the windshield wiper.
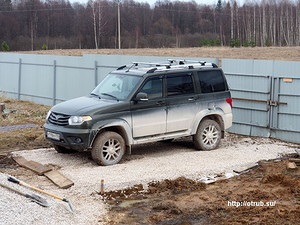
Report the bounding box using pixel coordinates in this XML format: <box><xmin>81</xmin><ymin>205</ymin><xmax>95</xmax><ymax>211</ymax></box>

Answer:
<box><xmin>90</xmin><ymin>92</ymin><xmax>101</xmax><ymax>99</ymax></box>
<box><xmin>100</xmin><ymin>93</ymin><xmax>119</xmax><ymax>101</ymax></box>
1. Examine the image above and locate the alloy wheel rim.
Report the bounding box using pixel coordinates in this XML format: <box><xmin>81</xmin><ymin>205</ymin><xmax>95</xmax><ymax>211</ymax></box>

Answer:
<box><xmin>102</xmin><ymin>138</ymin><xmax>121</xmax><ymax>162</ymax></box>
<box><xmin>202</xmin><ymin>124</ymin><xmax>218</xmax><ymax>147</ymax></box>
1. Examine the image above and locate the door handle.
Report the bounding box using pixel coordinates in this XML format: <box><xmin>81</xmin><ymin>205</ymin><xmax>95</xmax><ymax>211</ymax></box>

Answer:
<box><xmin>188</xmin><ymin>97</ymin><xmax>196</xmax><ymax>102</ymax></box>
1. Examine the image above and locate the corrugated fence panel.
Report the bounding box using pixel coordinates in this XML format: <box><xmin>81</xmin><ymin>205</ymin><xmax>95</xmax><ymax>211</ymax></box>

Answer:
<box><xmin>1</xmin><ymin>53</ymin><xmax>300</xmax><ymax>144</ymax></box>
<box><xmin>223</xmin><ymin>59</ymin><xmax>272</xmax><ymax>137</ymax></box>
<box><xmin>0</xmin><ymin>57</ymin><xmax>19</xmax><ymax>99</ymax></box>
<box><xmin>55</xmin><ymin>65</ymin><xmax>95</xmax><ymax>103</ymax></box>
<box><xmin>0</xmin><ymin>53</ymin><xmax>218</xmax><ymax>105</ymax></box>
<box><xmin>273</xmin><ymin>61</ymin><xmax>300</xmax><ymax>78</ymax></box>
<box><xmin>20</xmin><ymin>61</ymin><xmax>54</xmax><ymax>105</ymax></box>
<box><xmin>270</xmin><ymin>61</ymin><xmax>300</xmax><ymax>143</ymax></box>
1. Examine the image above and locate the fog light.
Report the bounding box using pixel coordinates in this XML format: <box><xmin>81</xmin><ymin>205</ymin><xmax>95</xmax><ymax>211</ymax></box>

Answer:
<box><xmin>73</xmin><ymin>137</ymin><xmax>82</xmax><ymax>143</ymax></box>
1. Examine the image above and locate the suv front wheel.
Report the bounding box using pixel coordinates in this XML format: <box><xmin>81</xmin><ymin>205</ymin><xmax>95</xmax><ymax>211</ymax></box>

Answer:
<box><xmin>193</xmin><ymin>119</ymin><xmax>221</xmax><ymax>151</ymax></box>
<box><xmin>91</xmin><ymin>131</ymin><xmax>125</xmax><ymax>166</ymax></box>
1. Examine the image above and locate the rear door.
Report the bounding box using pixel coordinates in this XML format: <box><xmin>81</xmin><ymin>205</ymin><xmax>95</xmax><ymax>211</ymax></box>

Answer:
<box><xmin>165</xmin><ymin>72</ymin><xmax>199</xmax><ymax>133</ymax></box>
<box><xmin>197</xmin><ymin>69</ymin><xmax>231</xmax><ymax>112</ymax></box>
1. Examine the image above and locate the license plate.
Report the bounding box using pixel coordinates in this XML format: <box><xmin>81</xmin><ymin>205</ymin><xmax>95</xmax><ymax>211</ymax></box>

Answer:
<box><xmin>47</xmin><ymin>131</ymin><xmax>60</xmax><ymax>141</ymax></box>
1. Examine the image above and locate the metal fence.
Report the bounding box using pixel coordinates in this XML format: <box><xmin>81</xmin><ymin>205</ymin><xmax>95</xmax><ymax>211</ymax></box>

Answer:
<box><xmin>223</xmin><ymin>59</ymin><xmax>300</xmax><ymax>144</ymax></box>
<box><xmin>0</xmin><ymin>52</ymin><xmax>299</xmax><ymax>144</ymax></box>
<box><xmin>0</xmin><ymin>53</ymin><xmax>218</xmax><ymax>105</ymax></box>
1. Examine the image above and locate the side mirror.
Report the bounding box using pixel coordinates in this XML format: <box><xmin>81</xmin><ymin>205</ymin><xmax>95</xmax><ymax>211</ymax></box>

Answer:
<box><xmin>135</xmin><ymin>92</ymin><xmax>148</xmax><ymax>101</ymax></box>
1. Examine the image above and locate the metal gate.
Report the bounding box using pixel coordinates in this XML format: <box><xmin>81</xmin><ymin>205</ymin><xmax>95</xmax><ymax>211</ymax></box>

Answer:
<box><xmin>226</xmin><ymin>72</ymin><xmax>300</xmax><ymax>144</ymax></box>
<box><xmin>270</xmin><ymin>76</ymin><xmax>300</xmax><ymax>143</ymax></box>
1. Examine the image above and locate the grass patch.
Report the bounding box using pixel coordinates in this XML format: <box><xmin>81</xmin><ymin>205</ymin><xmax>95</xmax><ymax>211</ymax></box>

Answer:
<box><xmin>0</xmin><ymin>97</ymin><xmax>52</xmax><ymax>152</ymax></box>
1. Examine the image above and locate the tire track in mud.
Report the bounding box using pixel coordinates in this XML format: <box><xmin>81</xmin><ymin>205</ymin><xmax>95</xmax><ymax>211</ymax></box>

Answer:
<box><xmin>0</xmin><ymin>124</ymin><xmax>38</xmax><ymax>132</ymax></box>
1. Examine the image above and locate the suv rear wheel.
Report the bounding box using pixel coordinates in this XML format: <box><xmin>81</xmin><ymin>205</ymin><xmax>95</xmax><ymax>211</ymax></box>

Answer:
<box><xmin>193</xmin><ymin>119</ymin><xmax>221</xmax><ymax>151</ymax></box>
<box><xmin>91</xmin><ymin>131</ymin><xmax>125</xmax><ymax>166</ymax></box>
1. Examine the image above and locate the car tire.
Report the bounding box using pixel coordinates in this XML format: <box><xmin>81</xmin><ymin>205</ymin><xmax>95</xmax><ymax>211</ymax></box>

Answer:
<box><xmin>91</xmin><ymin>131</ymin><xmax>125</xmax><ymax>166</ymax></box>
<box><xmin>53</xmin><ymin>144</ymin><xmax>76</xmax><ymax>154</ymax></box>
<box><xmin>193</xmin><ymin>119</ymin><xmax>221</xmax><ymax>151</ymax></box>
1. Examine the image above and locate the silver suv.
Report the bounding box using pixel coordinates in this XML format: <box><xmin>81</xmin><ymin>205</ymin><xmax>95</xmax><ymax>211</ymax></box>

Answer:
<box><xmin>44</xmin><ymin>60</ymin><xmax>233</xmax><ymax>166</ymax></box>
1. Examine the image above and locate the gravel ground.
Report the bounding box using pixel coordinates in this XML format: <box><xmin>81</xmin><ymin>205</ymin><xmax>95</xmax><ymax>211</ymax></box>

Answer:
<box><xmin>0</xmin><ymin>135</ymin><xmax>299</xmax><ymax>225</ymax></box>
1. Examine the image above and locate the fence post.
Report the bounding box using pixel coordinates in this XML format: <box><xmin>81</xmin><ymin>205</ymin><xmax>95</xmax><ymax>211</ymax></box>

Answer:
<box><xmin>94</xmin><ymin>61</ymin><xmax>98</xmax><ymax>87</ymax></box>
<box><xmin>217</xmin><ymin>58</ymin><xmax>222</xmax><ymax>67</ymax></box>
<box><xmin>18</xmin><ymin>58</ymin><xmax>22</xmax><ymax>100</ymax></box>
<box><xmin>53</xmin><ymin>60</ymin><xmax>57</xmax><ymax>105</ymax></box>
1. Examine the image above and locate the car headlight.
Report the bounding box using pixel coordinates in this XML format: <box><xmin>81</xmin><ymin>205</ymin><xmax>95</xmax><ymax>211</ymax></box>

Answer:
<box><xmin>68</xmin><ymin>116</ymin><xmax>92</xmax><ymax>125</ymax></box>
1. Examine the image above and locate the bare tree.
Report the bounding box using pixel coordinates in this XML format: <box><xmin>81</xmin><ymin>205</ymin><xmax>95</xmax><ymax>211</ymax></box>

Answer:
<box><xmin>3</xmin><ymin>0</ymin><xmax>300</xmax><ymax>50</ymax></box>
<box><xmin>230</xmin><ymin>1</ymin><xmax>234</xmax><ymax>39</ymax></box>
<box><xmin>89</xmin><ymin>0</ymin><xmax>109</xmax><ymax>49</ymax></box>
<box><xmin>234</xmin><ymin>1</ymin><xmax>240</xmax><ymax>40</ymax></box>
<box><xmin>296</xmin><ymin>0</ymin><xmax>300</xmax><ymax>45</ymax></box>
<box><xmin>215</xmin><ymin>0</ymin><xmax>224</xmax><ymax>45</ymax></box>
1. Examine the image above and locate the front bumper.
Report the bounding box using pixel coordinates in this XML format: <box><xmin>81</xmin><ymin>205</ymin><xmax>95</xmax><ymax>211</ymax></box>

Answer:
<box><xmin>44</xmin><ymin>123</ymin><xmax>91</xmax><ymax>151</ymax></box>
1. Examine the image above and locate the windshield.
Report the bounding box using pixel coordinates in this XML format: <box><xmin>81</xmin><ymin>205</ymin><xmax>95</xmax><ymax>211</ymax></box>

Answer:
<box><xmin>91</xmin><ymin>73</ymin><xmax>141</xmax><ymax>101</ymax></box>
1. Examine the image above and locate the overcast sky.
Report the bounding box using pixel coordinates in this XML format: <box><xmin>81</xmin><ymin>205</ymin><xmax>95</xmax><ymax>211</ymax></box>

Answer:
<box><xmin>70</xmin><ymin>0</ymin><xmax>245</xmax><ymax>7</ymax></box>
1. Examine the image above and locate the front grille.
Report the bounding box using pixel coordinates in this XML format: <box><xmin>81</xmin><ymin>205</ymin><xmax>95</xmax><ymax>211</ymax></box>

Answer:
<box><xmin>48</xmin><ymin>112</ymin><xmax>70</xmax><ymax>126</ymax></box>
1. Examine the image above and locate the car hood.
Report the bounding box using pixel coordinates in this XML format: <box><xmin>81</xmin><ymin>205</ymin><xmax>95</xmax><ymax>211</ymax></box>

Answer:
<box><xmin>51</xmin><ymin>96</ymin><xmax>116</xmax><ymax>115</ymax></box>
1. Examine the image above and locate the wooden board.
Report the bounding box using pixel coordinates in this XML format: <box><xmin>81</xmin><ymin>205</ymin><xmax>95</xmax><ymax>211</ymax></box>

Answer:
<box><xmin>44</xmin><ymin>170</ymin><xmax>74</xmax><ymax>189</ymax></box>
<box><xmin>289</xmin><ymin>158</ymin><xmax>300</xmax><ymax>166</ymax></box>
<box><xmin>13</xmin><ymin>156</ymin><xmax>52</xmax><ymax>175</ymax></box>
<box><xmin>0</xmin><ymin>103</ymin><xmax>5</xmax><ymax>113</ymax></box>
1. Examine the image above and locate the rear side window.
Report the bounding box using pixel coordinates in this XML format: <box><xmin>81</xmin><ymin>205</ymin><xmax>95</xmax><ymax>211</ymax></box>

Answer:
<box><xmin>197</xmin><ymin>70</ymin><xmax>226</xmax><ymax>93</ymax></box>
<box><xmin>167</xmin><ymin>74</ymin><xmax>194</xmax><ymax>96</ymax></box>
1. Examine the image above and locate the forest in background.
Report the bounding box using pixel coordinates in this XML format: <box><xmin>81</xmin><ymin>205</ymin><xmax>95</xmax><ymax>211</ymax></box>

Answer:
<box><xmin>0</xmin><ymin>0</ymin><xmax>300</xmax><ymax>51</ymax></box>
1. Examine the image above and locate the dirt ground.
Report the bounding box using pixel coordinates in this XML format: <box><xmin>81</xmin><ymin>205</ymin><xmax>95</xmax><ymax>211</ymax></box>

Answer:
<box><xmin>101</xmin><ymin>158</ymin><xmax>300</xmax><ymax>225</ymax></box>
<box><xmin>1</xmin><ymin>47</ymin><xmax>300</xmax><ymax>224</ymax></box>
<box><xmin>0</xmin><ymin>151</ymin><xmax>299</xmax><ymax>225</ymax></box>
<box><xmin>24</xmin><ymin>46</ymin><xmax>300</xmax><ymax>61</ymax></box>
<box><xmin>0</xmin><ymin>97</ymin><xmax>51</xmax><ymax>154</ymax></box>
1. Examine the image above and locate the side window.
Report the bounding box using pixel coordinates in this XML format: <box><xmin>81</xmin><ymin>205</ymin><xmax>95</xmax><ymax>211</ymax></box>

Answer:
<box><xmin>167</xmin><ymin>74</ymin><xmax>194</xmax><ymax>96</ymax></box>
<box><xmin>139</xmin><ymin>77</ymin><xmax>163</xmax><ymax>99</ymax></box>
<box><xmin>197</xmin><ymin>70</ymin><xmax>226</xmax><ymax>93</ymax></box>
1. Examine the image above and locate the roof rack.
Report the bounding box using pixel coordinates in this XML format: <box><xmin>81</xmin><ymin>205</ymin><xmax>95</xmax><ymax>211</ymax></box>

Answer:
<box><xmin>132</xmin><ymin>61</ymin><xmax>171</xmax><ymax>69</ymax></box>
<box><xmin>169</xmin><ymin>59</ymin><xmax>218</xmax><ymax>68</ymax></box>
<box><xmin>117</xmin><ymin>59</ymin><xmax>218</xmax><ymax>74</ymax></box>
<box><xmin>168</xmin><ymin>59</ymin><xmax>206</xmax><ymax>66</ymax></box>
<box><xmin>117</xmin><ymin>65</ymin><xmax>126</xmax><ymax>70</ymax></box>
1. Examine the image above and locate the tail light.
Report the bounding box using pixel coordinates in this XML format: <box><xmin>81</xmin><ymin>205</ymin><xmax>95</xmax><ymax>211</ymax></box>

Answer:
<box><xmin>226</xmin><ymin>98</ymin><xmax>233</xmax><ymax>108</ymax></box>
